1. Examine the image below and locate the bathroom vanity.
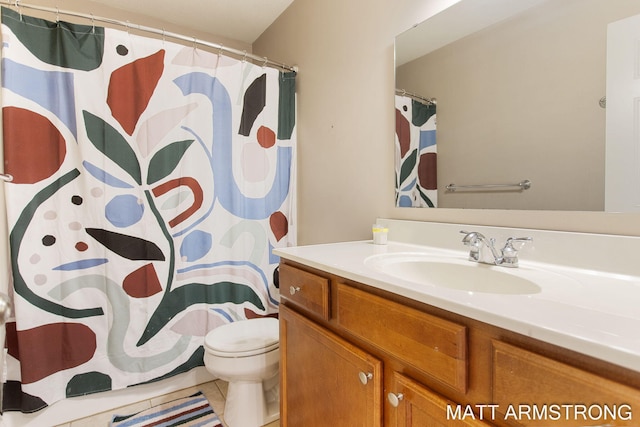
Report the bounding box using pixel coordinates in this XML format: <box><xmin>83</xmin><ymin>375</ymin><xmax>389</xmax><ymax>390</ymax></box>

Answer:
<box><xmin>274</xmin><ymin>220</ymin><xmax>640</xmax><ymax>427</ymax></box>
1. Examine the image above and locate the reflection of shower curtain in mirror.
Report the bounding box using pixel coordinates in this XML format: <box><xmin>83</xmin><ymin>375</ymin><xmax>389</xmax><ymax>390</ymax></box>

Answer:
<box><xmin>395</xmin><ymin>96</ymin><xmax>436</xmax><ymax>207</ymax></box>
<box><xmin>1</xmin><ymin>7</ymin><xmax>296</xmax><ymax>412</ymax></box>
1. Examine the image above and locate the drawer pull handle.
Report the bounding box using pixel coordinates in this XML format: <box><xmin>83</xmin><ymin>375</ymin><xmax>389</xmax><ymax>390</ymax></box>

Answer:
<box><xmin>387</xmin><ymin>392</ymin><xmax>404</xmax><ymax>407</ymax></box>
<box><xmin>358</xmin><ymin>371</ymin><xmax>373</xmax><ymax>385</ymax></box>
<box><xmin>289</xmin><ymin>286</ymin><xmax>301</xmax><ymax>295</ymax></box>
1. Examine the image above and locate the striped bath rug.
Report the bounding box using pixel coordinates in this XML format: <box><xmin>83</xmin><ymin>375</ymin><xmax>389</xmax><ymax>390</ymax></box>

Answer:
<box><xmin>110</xmin><ymin>391</ymin><xmax>223</xmax><ymax>427</ymax></box>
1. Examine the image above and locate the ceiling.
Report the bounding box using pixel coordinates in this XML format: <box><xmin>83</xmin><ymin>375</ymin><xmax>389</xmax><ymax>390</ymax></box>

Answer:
<box><xmin>395</xmin><ymin>0</ymin><xmax>546</xmax><ymax>66</ymax></box>
<box><xmin>89</xmin><ymin>0</ymin><xmax>295</xmax><ymax>44</ymax></box>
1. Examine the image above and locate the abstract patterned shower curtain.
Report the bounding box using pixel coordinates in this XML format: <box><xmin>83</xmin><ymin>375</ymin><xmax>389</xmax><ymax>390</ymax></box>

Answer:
<box><xmin>0</xmin><ymin>7</ymin><xmax>296</xmax><ymax>412</ymax></box>
<box><xmin>395</xmin><ymin>95</ymin><xmax>436</xmax><ymax>207</ymax></box>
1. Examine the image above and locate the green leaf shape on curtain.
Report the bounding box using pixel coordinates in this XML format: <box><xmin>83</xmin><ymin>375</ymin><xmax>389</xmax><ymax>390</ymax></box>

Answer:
<box><xmin>399</xmin><ymin>149</ymin><xmax>417</xmax><ymax>185</ymax></box>
<box><xmin>278</xmin><ymin>71</ymin><xmax>296</xmax><ymax>140</ymax></box>
<box><xmin>412</xmin><ymin>100</ymin><xmax>436</xmax><ymax>127</ymax></box>
<box><xmin>66</xmin><ymin>371</ymin><xmax>112</xmax><ymax>398</ymax></box>
<box><xmin>137</xmin><ymin>282</ymin><xmax>266</xmax><ymax>346</ymax></box>
<box><xmin>146</xmin><ymin>139</ymin><xmax>195</xmax><ymax>185</ymax></box>
<box><xmin>1</xmin><ymin>7</ymin><xmax>105</xmax><ymax>71</ymax></box>
<box><xmin>134</xmin><ymin>347</ymin><xmax>205</xmax><ymax>386</ymax></box>
<box><xmin>9</xmin><ymin>169</ymin><xmax>105</xmax><ymax>319</ymax></box>
<box><xmin>83</xmin><ymin>111</ymin><xmax>142</xmax><ymax>185</ymax></box>
<box><xmin>418</xmin><ymin>187</ymin><xmax>435</xmax><ymax>208</ymax></box>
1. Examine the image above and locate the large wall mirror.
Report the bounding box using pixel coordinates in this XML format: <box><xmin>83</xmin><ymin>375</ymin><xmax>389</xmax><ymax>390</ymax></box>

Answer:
<box><xmin>394</xmin><ymin>0</ymin><xmax>640</xmax><ymax>211</ymax></box>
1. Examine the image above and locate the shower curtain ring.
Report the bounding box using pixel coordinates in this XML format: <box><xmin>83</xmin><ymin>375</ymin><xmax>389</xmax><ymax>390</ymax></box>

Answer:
<box><xmin>15</xmin><ymin>0</ymin><xmax>22</xmax><ymax>21</ymax></box>
<box><xmin>90</xmin><ymin>13</ymin><xmax>95</xmax><ymax>33</ymax></box>
<box><xmin>262</xmin><ymin>57</ymin><xmax>268</xmax><ymax>68</ymax></box>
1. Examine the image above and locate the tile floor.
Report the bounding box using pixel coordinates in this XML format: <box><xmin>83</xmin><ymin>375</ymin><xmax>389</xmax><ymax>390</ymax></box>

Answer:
<box><xmin>53</xmin><ymin>379</ymin><xmax>280</xmax><ymax>427</ymax></box>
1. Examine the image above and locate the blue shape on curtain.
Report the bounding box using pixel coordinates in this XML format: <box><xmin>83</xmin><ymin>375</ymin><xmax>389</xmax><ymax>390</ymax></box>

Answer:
<box><xmin>173</xmin><ymin>73</ymin><xmax>292</xmax><ymax>220</ymax></box>
<box><xmin>268</xmin><ymin>242</ymin><xmax>280</xmax><ymax>264</ymax></box>
<box><xmin>401</xmin><ymin>178</ymin><xmax>417</xmax><ymax>192</ymax></box>
<box><xmin>53</xmin><ymin>258</ymin><xmax>109</xmax><ymax>271</ymax></box>
<box><xmin>398</xmin><ymin>195</ymin><xmax>413</xmax><ymax>207</ymax></box>
<box><xmin>180</xmin><ymin>230</ymin><xmax>213</xmax><ymax>262</ymax></box>
<box><xmin>105</xmin><ymin>195</ymin><xmax>145</xmax><ymax>228</ymax></box>
<box><xmin>419</xmin><ymin>130</ymin><xmax>436</xmax><ymax>151</ymax></box>
<box><xmin>2</xmin><ymin>59</ymin><xmax>77</xmax><ymax>138</ymax></box>
<box><xmin>82</xmin><ymin>161</ymin><xmax>135</xmax><ymax>189</ymax></box>
<box><xmin>211</xmin><ymin>308</ymin><xmax>233</xmax><ymax>322</ymax></box>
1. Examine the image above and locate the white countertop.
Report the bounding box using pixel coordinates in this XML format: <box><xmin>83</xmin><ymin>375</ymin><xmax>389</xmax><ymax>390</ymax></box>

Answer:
<box><xmin>274</xmin><ymin>239</ymin><xmax>640</xmax><ymax>373</ymax></box>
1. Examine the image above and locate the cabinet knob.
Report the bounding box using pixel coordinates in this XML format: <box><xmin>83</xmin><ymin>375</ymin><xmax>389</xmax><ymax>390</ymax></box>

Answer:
<box><xmin>387</xmin><ymin>392</ymin><xmax>404</xmax><ymax>407</ymax></box>
<box><xmin>289</xmin><ymin>286</ymin><xmax>301</xmax><ymax>295</ymax></box>
<box><xmin>358</xmin><ymin>371</ymin><xmax>373</xmax><ymax>385</ymax></box>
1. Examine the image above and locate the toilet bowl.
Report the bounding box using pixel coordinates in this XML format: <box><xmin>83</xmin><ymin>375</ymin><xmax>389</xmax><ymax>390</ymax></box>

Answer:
<box><xmin>204</xmin><ymin>317</ymin><xmax>280</xmax><ymax>427</ymax></box>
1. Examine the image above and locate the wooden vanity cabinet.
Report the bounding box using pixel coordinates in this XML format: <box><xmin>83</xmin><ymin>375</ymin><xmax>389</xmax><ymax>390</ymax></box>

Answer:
<box><xmin>278</xmin><ymin>261</ymin><xmax>640</xmax><ymax>427</ymax></box>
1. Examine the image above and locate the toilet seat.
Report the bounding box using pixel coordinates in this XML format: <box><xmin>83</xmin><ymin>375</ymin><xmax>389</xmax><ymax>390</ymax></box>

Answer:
<box><xmin>205</xmin><ymin>317</ymin><xmax>279</xmax><ymax>357</ymax></box>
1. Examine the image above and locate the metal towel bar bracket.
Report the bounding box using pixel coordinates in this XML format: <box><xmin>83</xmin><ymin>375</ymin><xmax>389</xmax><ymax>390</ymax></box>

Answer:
<box><xmin>446</xmin><ymin>179</ymin><xmax>531</xmax><ymax>192</ymax></box>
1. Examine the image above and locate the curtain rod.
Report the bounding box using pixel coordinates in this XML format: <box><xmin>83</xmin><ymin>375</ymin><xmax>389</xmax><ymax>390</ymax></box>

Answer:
<box><xmin>2</xmin><ymin>0</ymin><xmax>298</xmax><ymax>73</ymax></box>
<box><xmin>396</xmin><ymin>89</ymin><xmax>436</xmax><ymax>106</ymax></box>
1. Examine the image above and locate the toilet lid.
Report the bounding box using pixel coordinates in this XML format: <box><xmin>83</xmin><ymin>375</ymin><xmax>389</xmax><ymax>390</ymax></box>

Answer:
<box><xmin>205</xmin><ymin>318</ymin><xmax>279</xmax><ymax>356</ymax></box>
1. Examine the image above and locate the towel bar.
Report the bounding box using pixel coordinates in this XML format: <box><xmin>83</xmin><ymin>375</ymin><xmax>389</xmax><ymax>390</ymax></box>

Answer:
<box><xmin>446</xmin><ymin>180</ymin><xmax>531</xmax><ymax>192</ymax></box>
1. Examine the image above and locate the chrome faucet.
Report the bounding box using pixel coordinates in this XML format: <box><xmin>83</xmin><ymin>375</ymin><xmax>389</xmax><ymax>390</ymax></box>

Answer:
<box><xmin>460</xmin><ymin>231</ymin><xmax>532</xmax><ymax>267</ymax></box>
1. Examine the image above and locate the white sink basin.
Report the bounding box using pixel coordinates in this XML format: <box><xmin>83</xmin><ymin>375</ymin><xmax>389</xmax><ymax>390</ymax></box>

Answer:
<box><xmin>365</xmin><ymin>252</ymin><xmax>542</xmax><ymax>295</ymax></box>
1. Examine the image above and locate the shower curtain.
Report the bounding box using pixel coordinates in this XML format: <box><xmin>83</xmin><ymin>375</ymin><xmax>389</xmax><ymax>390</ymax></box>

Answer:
<box><xmin>395</xmin><ymin>95</ymin><xmax>436</xmax><ymax>207</ymax></box>
<box><xmin>0</xmin><ymin>7</ymin><xmax>296</xmax><ymax>412</ymax></box>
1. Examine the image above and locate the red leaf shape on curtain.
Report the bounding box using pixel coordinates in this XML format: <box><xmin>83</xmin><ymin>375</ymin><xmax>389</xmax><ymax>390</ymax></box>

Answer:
<box><xmin>257</xmin><ymin>125</ymin><xmax>276</xmax><ymax>148</ymax></box>
<box><xmin>395</xmin><ymin>108</ymin><xmax>411</xmax><ymax>158</ymax></box>
<box><xmin>123</xmin><ymin>263</ymin><xmax>162</xmax><ymax>298</ymax></box>
<box><xmin>269</xmin><ymin>211</ymin><xmax>288</xmax><ymax>242</ymax></box>
<box><xmin>244</xmin><ymin>308</ymin><xmax>278</xmax><ymax>319</ymax></box>
<box><xmin>107</xmin><ymin>50</ymin><xmax>165</xmax><ymax>135</ymax></box>
<box><xmin>3</xmin><ymin>107</ymin><xmax>66</xmax><ymax>184</ymax></box>
<box><xmin>16</xmin><ymin>323</ymin><xmax>96</xmax><ymax>384</ymax></box>
<box><xmin>418</xmin><ymin>152</ymin><xmax>438</xmax><ymax>190</ymax></box>
<box><xmin>152</xmin><ymin>177</ymin><xmax>203</xmax><ymax>228</ymax></box>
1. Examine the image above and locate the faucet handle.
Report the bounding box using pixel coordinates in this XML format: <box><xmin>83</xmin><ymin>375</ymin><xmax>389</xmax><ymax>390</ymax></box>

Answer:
<box><xmin>460</xmin><ymin>230</ymin><xmax>482</xmax><ymax>245</ymax></box>
<box><xmin>460</xmin><ymin>230</ymin><xmax>473</xmax><ymax>244</ymax></box>
<box><xmin>505</xmin><ymin>237</ymin><xmax>533</xmax><ymax>249</ymax></box>
<box><xmin>501</xmin><ymin>237</ymin><xmax>532</xmax><ymax>267</ymax></box>
<box><xmin>460</xmin><ymin>231</ymin><xmax>481</xmax><ymax>261</ymax></box>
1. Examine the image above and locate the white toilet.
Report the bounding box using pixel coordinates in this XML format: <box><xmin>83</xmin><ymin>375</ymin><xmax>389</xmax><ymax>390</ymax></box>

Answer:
<box><xmin>203</xmin><ymin>317</ymin><xmax>280</xmax><ymax>427</ymax></box>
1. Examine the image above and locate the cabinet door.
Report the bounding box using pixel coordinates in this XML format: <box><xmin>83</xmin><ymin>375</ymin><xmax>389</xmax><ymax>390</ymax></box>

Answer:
<box><xmin>492</xmin><ymin>340</ymin><xmax>640</xmax><ymax>426</ymax></box>
<box><xmin>387</xmin><ymin>372</ymin><xmax>494</xmax><ymax>427</ymax></box>
<box><xmin>280</xmin><ymin>304</ymin><xmax>383</xmax><ymax>427</ymax></box>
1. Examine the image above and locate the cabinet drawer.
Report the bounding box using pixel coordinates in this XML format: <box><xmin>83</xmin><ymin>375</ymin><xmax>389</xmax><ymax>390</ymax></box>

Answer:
<box><xmin>336</xmin><ymin>282</ymin><xmax>467</xmax><ymax>392</ymax></box>
<box><xmin>492</xmin><ymin>340</ymin><xmax>640</xmax><ymax>426</ymax></box>
<box><xmin>279</xmin><ymin>263</ymin><xmax>330</xmax><ymax>320</ymax></box>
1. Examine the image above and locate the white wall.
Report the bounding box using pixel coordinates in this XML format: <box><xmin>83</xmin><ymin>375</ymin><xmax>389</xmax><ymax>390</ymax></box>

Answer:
<box><xmin>254</xmin><ymin>0</ymin><xmax>640</xmax><ymax>244</ymax></box>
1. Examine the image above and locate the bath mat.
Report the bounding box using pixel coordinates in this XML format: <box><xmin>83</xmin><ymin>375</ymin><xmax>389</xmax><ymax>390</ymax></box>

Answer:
<box><xmin>110</xmin><ymin>391</ymin><xmax>222</xmax><ymax>427</ymax></box>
